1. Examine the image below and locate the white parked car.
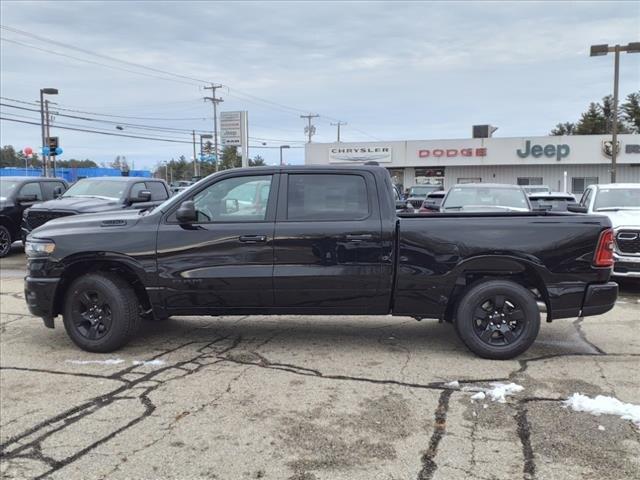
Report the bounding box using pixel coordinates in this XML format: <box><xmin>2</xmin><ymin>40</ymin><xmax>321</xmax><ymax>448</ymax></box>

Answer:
<box><xmin>579</xmin><ymin>183</ymin><xmax>640</xmax><ymax>278</ymax></box>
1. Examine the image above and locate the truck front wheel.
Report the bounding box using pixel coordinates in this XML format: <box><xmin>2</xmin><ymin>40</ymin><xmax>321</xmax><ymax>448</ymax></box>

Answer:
<box><xmin>63</xmin><ymin>273</ymin><xmax>140</xmax><ymax>352</ymax></box>
<box><xmin>454</xmin><ymin>280</ymin><xmax>540</xmax><ymax>360</ymax></box>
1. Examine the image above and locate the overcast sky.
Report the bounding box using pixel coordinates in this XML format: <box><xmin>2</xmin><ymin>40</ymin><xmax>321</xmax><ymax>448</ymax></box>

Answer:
<box><xmin>1</xmin><ymin>1</ymin><xmax>639</xmax><ymax>170</ymax></box>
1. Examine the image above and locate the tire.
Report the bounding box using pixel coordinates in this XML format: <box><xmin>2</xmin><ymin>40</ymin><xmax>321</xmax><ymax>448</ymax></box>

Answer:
<box><xmin>454</xmin><ymin>280</ymin><xmax>540</xmax><ymax>360</ymax></box>
<box><xmin>63</xmin><ymin>273</ymin><xmax>140</xmax><ymax>352</ymax></box>
<box><xmin>0</xmin><ymin>225</ymin><xmax>12</xmax><ymax>258</ymax></box>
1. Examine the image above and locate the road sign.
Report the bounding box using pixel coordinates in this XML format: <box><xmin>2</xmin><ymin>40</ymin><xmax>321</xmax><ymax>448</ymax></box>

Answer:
<box><xmin>47</xmin><ymin>137</ymin><xmax>60</xmax><ymax>156</ymax></box>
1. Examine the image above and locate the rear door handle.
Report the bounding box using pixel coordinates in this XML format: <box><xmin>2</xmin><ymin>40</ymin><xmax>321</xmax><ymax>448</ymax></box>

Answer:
<box><xmin>239</xmin><ymin>235</ymin><xmax>267</xmax><ymax>243</ymax></box>
<box><xmin>346</xmin><ymin>234</ymin><xmax>373</xmax><ymax>242</ymax></box>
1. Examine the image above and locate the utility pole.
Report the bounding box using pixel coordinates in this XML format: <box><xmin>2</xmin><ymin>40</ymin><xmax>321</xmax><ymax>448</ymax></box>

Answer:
<box><xmin>204</xmin><ymin>84</ymin><xmax>223</xmax><ymax>167</ymax></box>
<box><xmin>192</xmin><ymin>130</ymin><xmax>197</xmax><ymax>177</ymax></box>
<box><xmin>330</xmin><ymin>121</ymin><xmax>347</xmax><ymax>142</ymax></box>
<box><xmin>300</xmin><ymin>113</ymin><xmax>319</xmax><ymax>143</ymax></box>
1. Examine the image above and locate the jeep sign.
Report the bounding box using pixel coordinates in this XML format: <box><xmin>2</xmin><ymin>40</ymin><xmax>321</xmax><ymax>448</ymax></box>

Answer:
<box><xmin>517</xmin><ymin>140</ymin><xmax>570</xmax><ymax>161</ymax></box>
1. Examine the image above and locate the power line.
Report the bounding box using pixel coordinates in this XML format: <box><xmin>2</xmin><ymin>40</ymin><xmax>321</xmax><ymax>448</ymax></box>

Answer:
<box><xmin>0</xmin><ymin>116</ymin><xmax>194</xmax><ymax>144</ymax></box>
<box><xmin>1</xmin><ymin>28</ymin><xmax>382</xmax><ymax>140</ymax></box>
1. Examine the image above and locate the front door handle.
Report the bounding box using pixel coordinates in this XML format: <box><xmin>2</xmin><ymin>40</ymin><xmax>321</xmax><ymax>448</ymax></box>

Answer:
<box><xmin>239</xmin><ymin>235</ymin><xmax>267</xmax><ymax>243</ymax></box>
<box><xmin>346</xmin><ymin>234</ymin><xmax>373</xmax><ymax>242</ymax></box>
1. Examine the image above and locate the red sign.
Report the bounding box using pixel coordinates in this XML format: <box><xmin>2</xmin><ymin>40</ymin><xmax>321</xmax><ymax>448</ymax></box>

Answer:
<box><xmin>418</xmin><ymin>148</ymin><xmax>487</xmax><ymax>158</ymax></box>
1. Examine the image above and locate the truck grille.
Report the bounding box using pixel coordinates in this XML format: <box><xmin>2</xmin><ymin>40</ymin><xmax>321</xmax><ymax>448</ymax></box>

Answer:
<box><xmin>408</xmin><ymin>199</ymin><xmax>424</xmax><ymax>209</ymax></box>
<box><xmin>26</xmin><ymin>211</ymin><xmax>75</xmax><ymax>230</ymax></box>
<box><xmin>616</xmin><ymin>230</ymin><xmax>640</xmax><ymax>254</ymax></box>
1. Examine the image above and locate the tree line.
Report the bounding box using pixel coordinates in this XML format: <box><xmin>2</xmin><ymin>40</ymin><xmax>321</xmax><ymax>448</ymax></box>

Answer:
<box><xmin>0</xmin><ymin>145</ymin><xmax>98</xmax><ymax>168</ymax></box>
<box><xmin>550</xmin><ymin>91</ymin><xmax>640</xmax><ymax>135</ymax></box>
<box><xmin>153</xmin><ymin>146</ymin><xmax>267</xmax><ymax>182</ymax></box>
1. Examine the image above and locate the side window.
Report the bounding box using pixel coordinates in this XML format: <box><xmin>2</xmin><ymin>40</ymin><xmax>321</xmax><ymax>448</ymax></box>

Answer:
<box><xmin>130</xmin><ymin>182</ymin><xmax>146</xmax><ymax>198</ymax></box>
<box><xmin>287</xmin><ymin>174</ymin><xmax>369</xmax><ymax>221</ymax></box>
<box><xmin>40</xmin><ymin>181</ymin><xmax>66</xmax><ymax>200</ymax></box>
<box><xmin>18</xmin><ymin>182</ymin><xmax>43</xmax><ymax>201</ymax></box>
<box><xmin>146</xmin><ymin>182</ymin><xmax>169</xmax><ymax>201</ymax></box>
<box><xmin>191</xmin><ymin>175</ymin><xmax>273</xmax><ymax>223</ymax></box>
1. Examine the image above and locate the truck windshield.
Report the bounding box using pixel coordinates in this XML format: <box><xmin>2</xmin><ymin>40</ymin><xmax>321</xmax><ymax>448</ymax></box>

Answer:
<box><xmin>443</xmin><ymin>186</ymin><xmax>529</xmax><ymax>211</ymax></box>
<box><xmin>62</xmin><ymin>180</ymin><xmax>127</xmax><ymax>200</ymax></box>
<box><xmin>594</xmin><ymin>188</ymin><xmax>640</xmax><ymax>211</ymax></box>
<box><xmin>0</xmin><ymin>180</ymin><xmax>19</xmax><ymax>200</ymax></box>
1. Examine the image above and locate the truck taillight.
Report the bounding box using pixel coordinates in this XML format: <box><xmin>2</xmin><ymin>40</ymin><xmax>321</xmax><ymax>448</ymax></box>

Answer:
<box><xmin>593</xmin><ymin>228</ymin><xmax>614</xmax><ymax>267</ymax></box>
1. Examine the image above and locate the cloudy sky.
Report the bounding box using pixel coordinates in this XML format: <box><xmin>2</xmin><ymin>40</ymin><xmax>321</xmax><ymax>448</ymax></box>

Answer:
<box><xmin>1</xmin><ymin>1</ymin><xmax>639</xmax><ymax>170</ymax></box>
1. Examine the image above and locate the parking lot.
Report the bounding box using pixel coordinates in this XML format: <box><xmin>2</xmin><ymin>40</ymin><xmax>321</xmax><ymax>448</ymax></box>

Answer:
<box><xmin>1</xmin><ymin>248</ymin><xmax>639</xmax><ymax>480</ymax></box>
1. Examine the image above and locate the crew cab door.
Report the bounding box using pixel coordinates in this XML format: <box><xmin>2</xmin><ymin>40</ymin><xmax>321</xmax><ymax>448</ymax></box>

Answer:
<box><xmin>273</xmin><ymin>171</ymin><xmax>386</xmax><ymax>313</ymax></box>
<box><xmin>156</xmin><ymin>172</ymin><xmax>278</xmax><ymax>312</ymax></box>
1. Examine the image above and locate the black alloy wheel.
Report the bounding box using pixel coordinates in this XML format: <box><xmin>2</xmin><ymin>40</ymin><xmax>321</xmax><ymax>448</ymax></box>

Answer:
<box><xmin>0</xmin><ymin>226</ymin><xmax>12</xmax><ymax>258</ymax></box>
<box><xmin>471</xmin><ymin>295</ymin><xmax>525</xmax><ymax>346</ymax></box>
<box><xmin>455</xmin><ymin>280</ymin><xmax>540</xmax><ymax>360</ymax></box>
<box><xmin>63</xmin><ymin>273</ymin><xmax>140</xmax><ymax>352</ymax></box>
<box><xmin>71</xmin><ymin>289</ymin><xmax>113</xmax><ymax>340</ymax></box>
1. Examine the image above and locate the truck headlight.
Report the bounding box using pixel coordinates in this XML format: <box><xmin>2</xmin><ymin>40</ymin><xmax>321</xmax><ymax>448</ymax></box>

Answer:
<box><xmin>24</xmin><ymin>240</ymin><xmax>56</xmax><ymax>257</ymax></box>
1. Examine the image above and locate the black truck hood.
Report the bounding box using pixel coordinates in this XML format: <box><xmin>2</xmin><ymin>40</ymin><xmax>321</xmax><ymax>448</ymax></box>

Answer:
<box><xmin>31</xmin><ymin>209</ymin><xmax>144</xmax><ymax>236</ymax></box>
<box><xmin>28</xmin><ymin>196</ymin><xmax>124</xmax><ymax>213</ymax></box>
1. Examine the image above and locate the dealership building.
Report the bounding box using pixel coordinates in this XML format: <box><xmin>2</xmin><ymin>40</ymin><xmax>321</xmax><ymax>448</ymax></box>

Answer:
<box><xmin>304</xmin><ymin>133</ymin><xmax>640</xmax><ymax>194</ymax></box>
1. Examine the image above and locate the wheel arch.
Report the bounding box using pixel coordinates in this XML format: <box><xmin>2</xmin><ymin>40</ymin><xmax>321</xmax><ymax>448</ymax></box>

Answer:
<box><xmin>443</xmin><ymin>255</ymin><xmax>551</xmax><ymax>323</ymax></box>
<box><xmin>53</xmin><ymin>254</ymin><xmax>152</xmax><ymax>319</ymax></box>
<box><xmin>0</xmin><ymin>215</ymin><xmax>17</xmax><ymax>241</ymax></box>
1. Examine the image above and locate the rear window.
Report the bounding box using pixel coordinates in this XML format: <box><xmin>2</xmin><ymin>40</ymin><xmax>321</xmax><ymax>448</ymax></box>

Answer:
<box><xmin>287</xmin><ymin>174</ymin><xmax>369</xmax><ymax>221</ymax></box>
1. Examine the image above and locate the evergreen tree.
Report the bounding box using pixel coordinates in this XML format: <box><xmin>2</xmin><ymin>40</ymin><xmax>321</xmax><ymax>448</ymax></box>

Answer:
<box><xmin>550</xmin><ymin>122</ymin><xmax>576</xmax><ymax>136</ymax></box>
<box><xmin>218</xmin><ymin>146</ymin><xmax>241</xmax><ymax>170</ymax></box>
<box><xmin>622</xmin><ymin>92</ymin><xmax>640</xmax><ymax>133</ymax></box>
<box><xmin>601</xmin><ymin>95</ymin><xmax>630</xmax><ymax>134</ymax></box>
<box><xmin>249</xmin><ymin>155</ymin><xmax>266</xmax><ymax>166</ymax></box>
<box><xmin>574</xmin><ymin>103</ymin><xmax>607</xmax><ymax>134</ymax></box>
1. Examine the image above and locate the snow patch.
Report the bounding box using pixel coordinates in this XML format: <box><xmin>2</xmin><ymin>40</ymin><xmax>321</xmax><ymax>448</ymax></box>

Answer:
<box><xmin>463</xmin><ymin>382</ymin><xmax>524</xmax><ymax>403</ymax></box>
<box><xmin>132</xmin><ymin>359</ymin><xmax>166</xmax><ymax>366</ymax></box>
<box><xmin>66</xmin><ymin>359</ymin><xmax>125</xmax><ymax>365</ymax></box>
<box><xmin>563</xmin><ymin>393</ymin><xmax>640</xmax><ymax>427</ymax></box>
<box><xmin>444</xmin><ymin>381</ymin><xmax>460</xmax><ymax>389</ymax></box>
<box><xmin>471</xmin><ymin>392</ymin><xmax>486</xmax><ymax>401</ymax></box>
<box><xmin>598</xmin><ymin>425</ymin><xmax>605</xmax><ymax>431</ymax></box>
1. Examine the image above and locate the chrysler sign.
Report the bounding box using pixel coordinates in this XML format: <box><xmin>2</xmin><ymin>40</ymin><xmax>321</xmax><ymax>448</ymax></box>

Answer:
<box><xmin>329</xmin><ymin>146</ymin><xmax>392</xmax><ymax>163</ymax></box>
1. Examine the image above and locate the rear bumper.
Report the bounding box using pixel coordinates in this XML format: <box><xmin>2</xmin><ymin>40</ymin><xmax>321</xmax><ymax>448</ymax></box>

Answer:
<box><xmin>580</xmin><ymin>282</ymin><xmax>618</xmax><ymax>317</ymax></box>
<box><xmin>24</xmin><ymin>276</ymin><xmax>60</xmax><ymax>327</ymax></box>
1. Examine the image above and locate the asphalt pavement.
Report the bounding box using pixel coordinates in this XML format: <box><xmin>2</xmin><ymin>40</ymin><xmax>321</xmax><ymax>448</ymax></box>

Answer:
<box><xmin>1</xmin><ymin>245</ymin><xmax>639</xmax><ymax>480</ymax></box>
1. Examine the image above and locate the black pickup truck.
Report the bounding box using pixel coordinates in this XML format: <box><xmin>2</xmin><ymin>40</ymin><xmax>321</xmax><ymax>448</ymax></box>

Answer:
<box><xmin>24</xmin><ymin>165</ymin><xmax>617</xmax><ymax>359</ymax></box>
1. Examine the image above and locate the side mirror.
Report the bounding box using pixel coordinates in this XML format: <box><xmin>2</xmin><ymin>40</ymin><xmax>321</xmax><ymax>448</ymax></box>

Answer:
<box><xmin>567</xmin><ymin>204</ymin><xmax>588</xmax><ymax>213</ymax></box>
<box><xmin>53</xmin><ymin>186</ymin><xmax>63</xmax><ymax>199</ymax></box>
<box><xmin>225</xmin><ymin>198</ymin><xmax>239</xmax><ymax>214</ymax></box>
<box><xmin>131</xmin><ymin>190</ymin><xmax>152</xmax><ymax>203</ymax></box>
<box><xmin>17</xmin><ymin>194</ymin><xmax>38</xmax><ymax>203</ymax></box>
<box><xmin>176</xmin><ymin>200</ymin><xmax>197</xmax><ymax>223</ymax></box>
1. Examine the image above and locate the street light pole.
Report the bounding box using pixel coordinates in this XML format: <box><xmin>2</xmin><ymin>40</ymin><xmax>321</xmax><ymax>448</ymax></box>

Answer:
<box><xmin>590</xmin><ymin>42</ymin><xmax>640</xmax><ymax>183</ymax></box>
<box><xmin>39</xmin><ymin>88</ymin><xmax>58</xmax><ymax>177</ymax></box>
<box><xmin>279</xmin><ymin>145</ymin><xmax>290</xmax><ymax>166</ymax></box>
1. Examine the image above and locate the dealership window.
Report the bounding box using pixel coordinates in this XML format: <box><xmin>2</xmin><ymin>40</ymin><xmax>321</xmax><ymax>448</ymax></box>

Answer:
<box><xmin>517</xmin><ymin>177</ymin><xmax>543</xmax><ymax>186</ymax></box>
<box><xmin>571</xmin><ymin>177</ymin><xmax>598</xmax><ymax>194</ymax></box>
<box><xmin>457</xmin><ymin>178</ymin><xmax>481</xmax><ymax>184</ymax></box>
<box><xmin>415</xmin><ymin>168</ymin><xmax>445</xmax><ymax>187</ymax></box>
<box><xmin>387</xmin><ymin>168</ymin><xmax>404</xmax><ymax>191</ymax></box>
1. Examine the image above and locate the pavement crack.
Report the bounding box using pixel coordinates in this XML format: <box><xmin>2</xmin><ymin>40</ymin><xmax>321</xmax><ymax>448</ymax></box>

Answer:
<box><xmin>515</xmin><ymin>403</ymin><xmax>536</xmax><ymax>480</ymax></box>
<box><xmin>0</xmin><ymin>366</ymin><xmax>127</xmax><ymax>382</ymax></box>
<box><xmin>573</xmin><ymin>316</ymin><xmax>606</xmax><ymax>355</ymax></box>
<box><xmin>416</xmin><ymin>389</ymin><xmax>452</xmax><ymax>480</ymax></box>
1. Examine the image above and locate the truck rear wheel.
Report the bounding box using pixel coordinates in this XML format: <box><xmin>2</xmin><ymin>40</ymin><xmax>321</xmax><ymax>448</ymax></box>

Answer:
<box><xmin>63</xmin><ymin>273</ymin><xmax>140</xmax><ymax>352</ymax></box>
<box><xmin>455</xmin><ymin>280</ymin><xmax>539</xmax><ymax>360</ymax></box>
<box><xmin>0</xmin><ymin>225</ymin><xmax>12</xmax><ymax>258</ymax></box>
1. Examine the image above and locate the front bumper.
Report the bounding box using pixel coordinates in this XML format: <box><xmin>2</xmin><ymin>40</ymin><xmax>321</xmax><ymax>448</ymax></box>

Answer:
<box><xmin>24</xmin><ymin>276</ymin><xmax>60</xmax><ymax>328</ymax></box>
<box><xmin>580</xmin><ymin>282</ymin><xmax>618</xmax><ymax>317</ymax></box>
<box><xmin>612</xmin><ymin>252</ymin><xmax>640</xmax><ymax>278</ymax></box>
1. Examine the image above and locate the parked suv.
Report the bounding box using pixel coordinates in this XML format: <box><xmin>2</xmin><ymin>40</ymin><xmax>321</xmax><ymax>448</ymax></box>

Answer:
<box><xmin>579</xmin><ymin>183</ymin><xmax>640</xmax><ymax>278</ymax></box>
<box><xmin>23</xmin><ymin>177</ymin><xmax>170</xmax><ymax>236</ymax></box>
<box><xmin>0</xmin><ymin>176</ymin><xmax>68</xmax><ymax>257</ymax></box>
<box><xmin>405</xmin><ymin>185</ymin><xmax>442</xmax><ymax>209</ymax></box>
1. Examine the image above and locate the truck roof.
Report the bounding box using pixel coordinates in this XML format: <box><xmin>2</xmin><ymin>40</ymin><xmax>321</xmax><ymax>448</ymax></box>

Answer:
<box><xmin>593</xmin><ymin>183</ymin><xmax>640</xmax><ymax>189</ymax></box>
<box><xmin>74</xmin><ymin>176</ymin><xmax>164</xmax><ymax>182</ymax></box>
